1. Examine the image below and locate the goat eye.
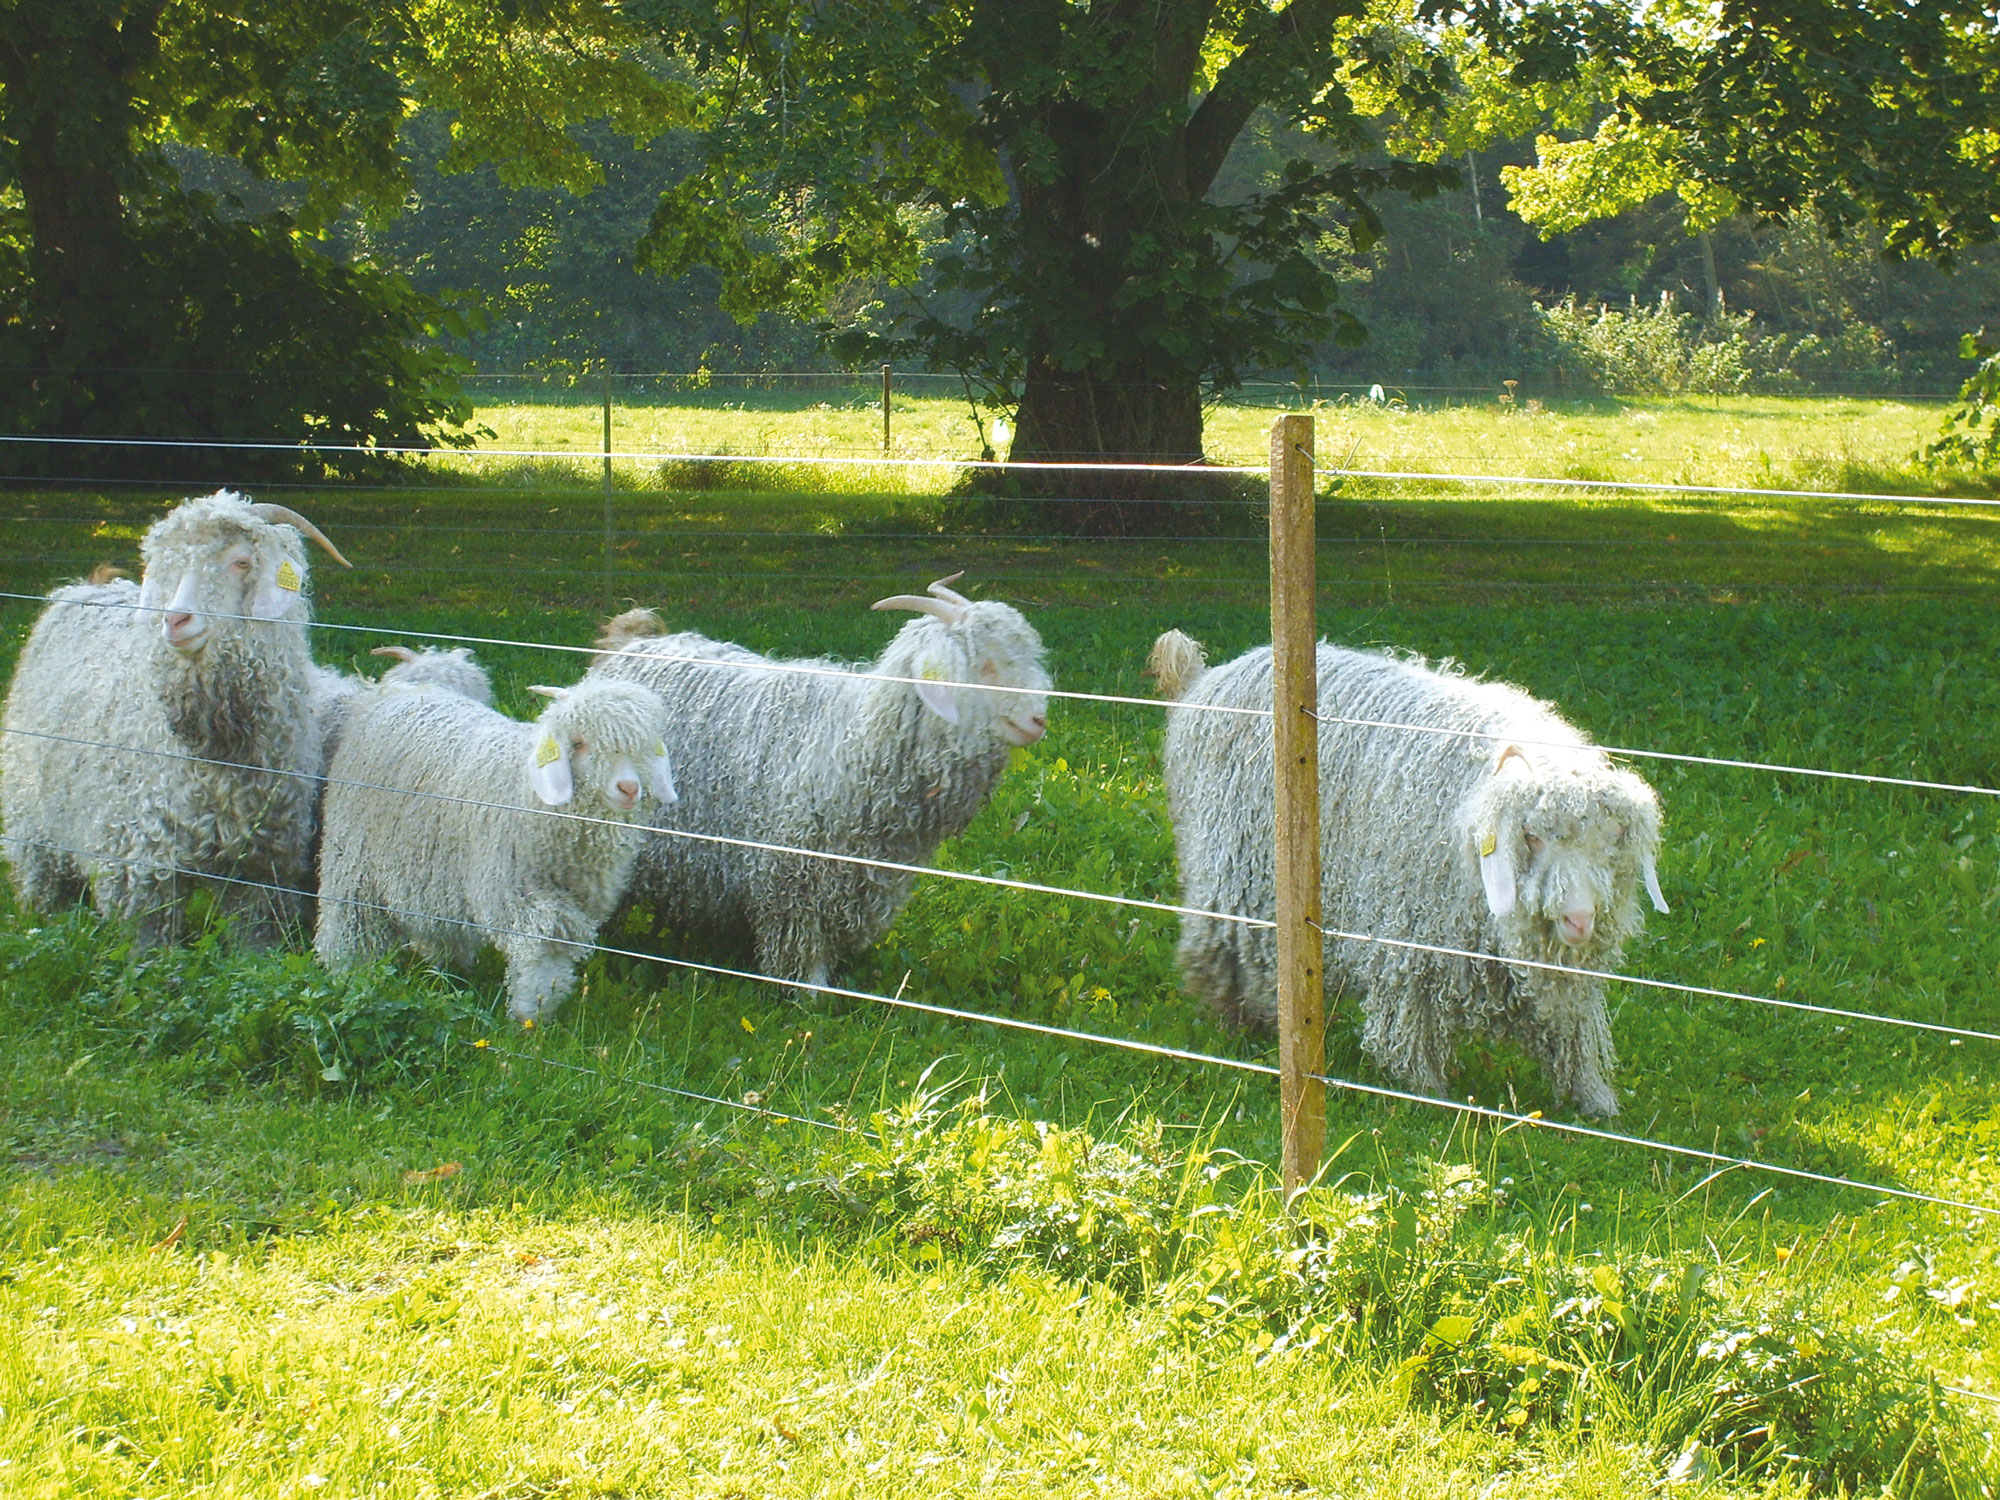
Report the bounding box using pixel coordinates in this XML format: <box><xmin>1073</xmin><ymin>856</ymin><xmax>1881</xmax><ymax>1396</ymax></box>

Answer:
<box><xmin>1525</xmin><ymin>834</ymin><xmax>1546</xmax><ymax>852</ymax></box>
<box><xmin>979</xmin><ymin>660</ymin><xmax>998</xmax><ymax>679</ymax></box>
<box><xmin>570</xmin><ymin>738</ymin><xmax>586</xmax><ymax>753</ymax></box>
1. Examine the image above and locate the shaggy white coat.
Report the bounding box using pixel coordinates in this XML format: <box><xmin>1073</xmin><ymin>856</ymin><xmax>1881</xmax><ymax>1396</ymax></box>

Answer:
<box><xmin>587</xmin><ymin>586</ymin><xmax>1049</xmax><ymax>986</ymax></box>
<box><xmin>1155</xmin><ymin>632</ymin><xmax>1665</xmax><ymax>1117</ymax></box>
<box><xmin>311</xmin><ymin>645</ymin><xmax>494</xmax><ymax>766</ymax></box>
<box><xmin>315</xmin><ymin>677</ymin><xmax>676</xmax><ymax>1022</ymax></box>
<box><xmin>1</xmin><ymin>492</ymin><xmax>343</xmax><ymax>945</ymax></box>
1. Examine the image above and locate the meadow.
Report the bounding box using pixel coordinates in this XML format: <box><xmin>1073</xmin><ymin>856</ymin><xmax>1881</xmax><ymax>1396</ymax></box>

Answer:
<box><xmin>3</xmin><ymin>393</ymin><xmax>1999</xmax><ymax>1497</ymax></box>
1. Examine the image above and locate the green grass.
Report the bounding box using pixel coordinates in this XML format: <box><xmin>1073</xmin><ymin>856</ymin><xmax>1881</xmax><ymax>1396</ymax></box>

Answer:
<box><xmin>4</xmin><ymin>394</ymin><xmax>2000</xmax><ymax>1496</ymax></box>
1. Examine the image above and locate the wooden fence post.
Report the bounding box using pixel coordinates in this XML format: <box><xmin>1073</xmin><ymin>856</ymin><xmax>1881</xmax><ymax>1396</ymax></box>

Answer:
<box><xmin>881</xmin><ymin>364</ymin><xmax>893</xmax><ymax>455</ymax></box>
<box><xmin>602</xmin><ymin>364</ymin><xmax>615</xmax><ymax>616</ymax></box>
<box><xmin>1270</xmin><ymin>413</ymin><xmax>1325</xmax><ymax>1197</ymax></box>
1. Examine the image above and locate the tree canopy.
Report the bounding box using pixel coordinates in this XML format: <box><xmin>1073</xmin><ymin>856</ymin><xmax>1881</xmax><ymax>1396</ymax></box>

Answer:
<box><xmin>0</xmin><ymin>0</ymin><xmax>676</xmax><ymax>477</ymax></box>
<box><xmin>634</xmin><ymin>0</ymin><xmax>1455</xmax><ymax>492</ymax></box>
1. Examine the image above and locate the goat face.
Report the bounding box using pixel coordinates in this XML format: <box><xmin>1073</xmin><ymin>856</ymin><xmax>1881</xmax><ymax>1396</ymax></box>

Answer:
<box><xmin>138</xmin><ymin>496</ymin><xmax>315</xmax><ymax>653</ymax></box>
<box><xmin>910</xmin><ymin>602</ymin><xmax>1052</xmax><ymax>747</ymax></box>
<box><xmin>1469</xmin><ymin>745</ymin><xmax>1665</xmax><ymax>950</ymax></box>
<box><xmin>526</xmin><ymin>682</ymin><xmax>678</xmax><ymax>813</ymax></box>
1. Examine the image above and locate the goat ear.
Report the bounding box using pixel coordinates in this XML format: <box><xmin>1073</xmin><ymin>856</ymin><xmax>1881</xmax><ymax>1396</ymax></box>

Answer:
<box><xmin>528</xmin><ymin>731</ymin><xmax>574</xmax><ymax>806</ymax></box>
<box><xmin>250</xmin><ymin>556</ymin><xmax>304</xmax><ymax>620</ymax></box>
<box><xmin>914</xmin><ymin>654</ymin><xmax>961</xmax><ymax>725</ymax></box>
<box><xmin>138</xmin><ymin>572</ymin><xmax>165</xmax><ymax>612</ymax></box>
<box><xmin>644</xmin><ymin>743</ymin><xmax>678</xmax><ymax>806</ymax></box>
<box><xmin>1477</xmin><ymin>819</ymin><xmax>1518</xmax><ymax>919</ymax></box>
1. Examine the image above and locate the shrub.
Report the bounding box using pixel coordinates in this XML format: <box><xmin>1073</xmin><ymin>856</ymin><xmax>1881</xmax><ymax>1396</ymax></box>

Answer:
<box><xmin>1538</xmin><ymin>297</ymin><xmax>1755</xmax><ymax>396</ymax></box>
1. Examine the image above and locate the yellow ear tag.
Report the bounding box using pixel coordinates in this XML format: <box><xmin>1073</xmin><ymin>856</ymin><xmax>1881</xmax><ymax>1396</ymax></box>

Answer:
<box><xmin>534</xmin><ymin>735</ymin><xmax>561</xmax><ymax>767</ymax></box>
<box><xmin>921</xmin><ymin>662</ymin><xmax>946</xmax><ymax>681</ymax></box>
<box><xmin>653</xmin><ymin>741</ymin><xmax>666</xmax><ymax>759</ymax></box>
<box><xmin>1479</xmin><ymin>831</ymin><xmax>1497</xmax><ymax>857</ymax></box>
<box><xmin>275</xmin><ymin>560</ymin><xmax>301</xmax><ymax>592</ymax></box>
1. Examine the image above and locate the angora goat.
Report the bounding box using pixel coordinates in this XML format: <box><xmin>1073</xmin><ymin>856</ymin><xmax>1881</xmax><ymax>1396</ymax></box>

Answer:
<box><xmin>314</xmin><ymin>677</ymin><xmax>677</xmax><ymax>1023</ymax></box>
<box><xmin>587</xmin><ymin>575</ymin><xmax>1050</xmax><ymax>987</ymax></box>
<box><xmin>311</xmin><ymin>643</ymin><xmax>494</xmax><ymax>765</ymax></box>
<box><xmin>1</xmin><ymin>490</ymin><xmax>349</xmax><ymax>946</ymax></box>
<box><xmin>1152</xmin><ymin>631</ymin><xmax>1666</xmax><ymax>1118</ymax></box>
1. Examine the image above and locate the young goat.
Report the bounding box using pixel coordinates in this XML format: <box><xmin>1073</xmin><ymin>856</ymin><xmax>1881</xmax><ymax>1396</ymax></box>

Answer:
<box><xmin>315</xmin><ymin>678</ymin><xmax>677</xmax><ymax>1022</ymax></box>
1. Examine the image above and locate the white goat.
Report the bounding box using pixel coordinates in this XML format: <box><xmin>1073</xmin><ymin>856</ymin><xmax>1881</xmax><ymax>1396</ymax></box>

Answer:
<box><xmin>587</xmin><ymin>575</ymin><xmax>1050</xmax><ymax>987</ymax></box>
<box><xmin>314</xmin><ymin>677</ymin><xmax>678</xmax><ymax>1023</ymax></box>
<box><xmin>1153</xmin><ymin>630</ymin><xmax>1666</xmax><ymax>1118</ymax></box>
<box><xmin>1</xmin><ymin>491</ymin><xmax>348</xmax><ymax>946</ymax></box>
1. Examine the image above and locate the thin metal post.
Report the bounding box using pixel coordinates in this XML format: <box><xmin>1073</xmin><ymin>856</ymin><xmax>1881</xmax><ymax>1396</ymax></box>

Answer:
<box><xmin>881</xmin><ymin>364</ymin><xmax>892</xmax><ymax>455</ymax></box>
<box><xmin>602</xmin><ymin>364</ymin><xmax>615</xmax><ymax>616</ymax></box>
<box><xmin>1269</xmin><ymin>413</ymin><xmax>1324</xmax><ymax>1197</ymax></box>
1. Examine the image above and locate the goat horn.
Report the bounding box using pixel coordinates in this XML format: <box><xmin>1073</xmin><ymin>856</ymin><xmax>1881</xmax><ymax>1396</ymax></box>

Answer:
<box><xmin>243</xmin><ymin>502</ymin><xmax>352</xmax><ymax>568</ymax></box>
<box><xmin>370</xmin><ymin>644</ymin><xmax>418</xmax><ymax>663</ymax></box>
<box><xmin>927</xmin><ymin>571</ymin><xmax>971</xmax><ymax>607</ymax></box>
<box><xmin>872</xmin><ymin>594</ymin><xmax>963</xmax><ymax>623</ymax></box>
<box><xmin>525</xmin><ymin>685</ymin><xmax>569</xmax><ymax>700</ymax></box>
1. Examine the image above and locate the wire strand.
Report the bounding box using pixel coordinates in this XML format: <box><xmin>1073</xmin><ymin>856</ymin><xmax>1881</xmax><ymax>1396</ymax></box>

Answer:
<box><xmin>6</xmin><ymin>588</ymin><xmax>1996</xmax><ymax>798</ymax></box>
<box><xmin>0</xmin><ymin>722</ymin><xmax>1270</xmax><ymax>931</ymax></box>
<box><xmin>8</xmin><ymin>719</ymin><xmax>1995</xmax><ymax>1048</ymax></box>
<box><xmin>1301</xmin><ymin>1070</ymin><xmax>1990</xmax><ymax>1217</ymax></box>
<box><xmin>1</xmin><ymin>430</ymin><xmax>1994</xmax><ymax>509</ymax></box>
<box><xmin>0</xmin><ymin>589</ymin><xmax>1265</xmax><ymax>720</ymax></box>
<box><xmin>10</xmin><ymin>835</ymin><xmax>1989</xmax><ymax>1219</ymax></box>
<box><xmin>476</xmin><ymin>1042</ymin><xmax>847</xmax><ymax>1133</ymax></box>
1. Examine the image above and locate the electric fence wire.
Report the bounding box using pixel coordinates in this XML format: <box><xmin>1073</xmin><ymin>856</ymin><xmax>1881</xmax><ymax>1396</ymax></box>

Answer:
<box><xmin>3</xmin><ymin>514</ymin><xmax>1981</xmax><ymax>548</ymax></box>
<box><xmin>6</xmin><ymin>830</ymin><xmax>1992</xmax><ymax>1222</ymax></box>
<box><xmin>2</xmin><ymin>430</ymin><xmax>1998</xmax><ymax>510</ymax></box>
<box><xmin>6</xmin><ymin>588</ymin><xmax>1990</xmax><ymax>804</ymax></box>
<box><xmin>6</xmin><ymin>717</ymin><xmax>1997</xmax><ymax>1049</ymax></box>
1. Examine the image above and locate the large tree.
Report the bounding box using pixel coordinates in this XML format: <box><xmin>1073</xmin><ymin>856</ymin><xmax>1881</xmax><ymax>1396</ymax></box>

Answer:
<box><xmin>0</xmin><ymin>0</ymin><xmax>675</xmax><ymax>477</ymax></box>
<box><xmin>636</xmin><ymin>0</ymin><xmax>1452</xmax><ymax>484</ymax></box>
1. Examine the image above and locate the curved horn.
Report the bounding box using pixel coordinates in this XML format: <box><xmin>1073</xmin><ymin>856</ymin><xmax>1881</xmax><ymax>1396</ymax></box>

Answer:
<box><xmin>243</xmin><ymin>502</ymin><xmax>352</xmax><ymax>568</ymax></box>
<box><xmin>872</xmin><ymin>593</ymin><xmax>963</xmax><ymax>623</ymax></box>
<box><xmin>370</xmin><ymin>644</ymin><xmax>418</xmax><ymax>664</ymax></box>
<box><xmin>927</xmin><ymin>571</ymin><xmax>971</xmax><ymax>607</ymax></box>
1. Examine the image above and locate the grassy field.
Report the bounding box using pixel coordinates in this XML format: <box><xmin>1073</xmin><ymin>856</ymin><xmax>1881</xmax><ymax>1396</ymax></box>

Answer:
<box><xmin>465</xmin><ymin>385</ymin><xmax>1969</xmax><ymax>495</ymax></box>
<box><xmin>4</xmin><ymin>395</ymin><xmax>2000</xmax><ymax>1496</ymax></box>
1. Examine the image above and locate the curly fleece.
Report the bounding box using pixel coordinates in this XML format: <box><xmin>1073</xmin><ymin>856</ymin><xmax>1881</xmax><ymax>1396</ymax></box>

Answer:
<box><xmin>1156</xmin><ymin>635</ymin><xmax>1663</xmax><ymax>1118</ymax></box>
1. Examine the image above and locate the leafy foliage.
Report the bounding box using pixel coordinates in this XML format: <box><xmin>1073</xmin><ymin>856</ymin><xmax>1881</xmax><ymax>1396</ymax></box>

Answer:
<box><xmin>0</xmin><ymin>0</ymin><xmax>677</xmax><ymax>478</ymax></box>
<box><xmin>0</xmin><ymin>909</ymin><xmax>481</xmax><ymax>1088</ymax></box>
<box><xmin>636</xmin><ymin>0</ymin><xmax>1457</xmax><ymax>467</ymax></box>
<box><xmin>1926</xmin><ymin>328</ymin><xmax>2000</xmax><ymax>473</ymax></box>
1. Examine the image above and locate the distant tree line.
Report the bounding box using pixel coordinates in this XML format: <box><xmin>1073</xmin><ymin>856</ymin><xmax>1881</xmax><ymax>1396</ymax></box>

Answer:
<box><xmin>0</xmin><ymin>0</ymin><xmax>1992</xmax><ymax>487</ymax></box>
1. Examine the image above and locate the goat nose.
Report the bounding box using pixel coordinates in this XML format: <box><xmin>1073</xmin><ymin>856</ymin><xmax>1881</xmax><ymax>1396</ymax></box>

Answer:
<box><xmin>1558</xmin><ymin>908</ymin><xmax>1596</xmax><ymax>945</ymax></box>
<box><xmin>615</xmin><ymin>778</ymin><xmax>640</xmax><ymax>800</ymax></box>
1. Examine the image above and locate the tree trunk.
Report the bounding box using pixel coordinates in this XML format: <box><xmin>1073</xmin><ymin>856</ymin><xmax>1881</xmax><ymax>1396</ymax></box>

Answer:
<box><xmin>0</xmin><ymin>1</ymin><xmax>164</xmax><ymax>427</ymax></box>
<box><xmin>1698</xmin><ymin>231</ymin><xmax>1721</xmax><ymax>320</ymax></box>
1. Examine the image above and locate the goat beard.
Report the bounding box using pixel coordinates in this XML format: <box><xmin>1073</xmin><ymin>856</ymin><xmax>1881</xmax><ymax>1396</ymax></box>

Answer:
<box><xmin>157</xmin><ymin>635</ymin><xmax>278</xmax><ymax>766</ymax></box>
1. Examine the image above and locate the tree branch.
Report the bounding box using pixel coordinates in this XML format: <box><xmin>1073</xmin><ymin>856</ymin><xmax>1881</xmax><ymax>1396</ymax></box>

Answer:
<box><xmin>1183</xmin><ymin>0</ymin><xmax>1358</xmax><ymax>201</ymax></box>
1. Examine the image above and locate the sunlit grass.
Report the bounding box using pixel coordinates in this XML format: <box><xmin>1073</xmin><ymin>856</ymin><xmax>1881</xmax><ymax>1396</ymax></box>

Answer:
<box><xmin>5</xmin><ymin>395</ymin><xmax>2000</xmax><ymax>1494</ymax></box>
